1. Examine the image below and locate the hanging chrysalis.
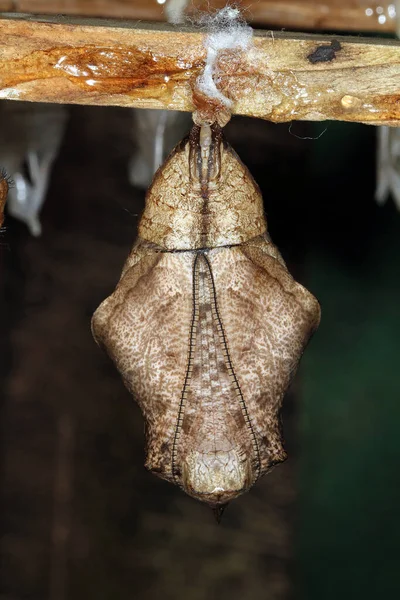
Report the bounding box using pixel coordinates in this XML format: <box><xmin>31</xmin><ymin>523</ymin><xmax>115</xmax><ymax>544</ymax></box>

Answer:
<box><xmin>0</xmin><ymin>170</ymin><xmax>9</xmax><ymax>228</ymax></box>
<box><xmin>93</xmin><ymin>7</ymin><xmax>320</xmax><ymax>514</ymax></box>
<box><xmin>92</xmin><ymin>121</ymin><xmax>321</xmax><ymax>511</ymax></box>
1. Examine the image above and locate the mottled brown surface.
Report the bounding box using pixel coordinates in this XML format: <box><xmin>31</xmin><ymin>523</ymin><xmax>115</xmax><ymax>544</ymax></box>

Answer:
<box><xmin>92</xmin><ymin>124</ymin><xmax>320</xmax><ymax>508</ymax></box>
<box><xmin>139</xmin><ymin>126</ymin><xmax>265</xmax><ymax>249</ymax></box>
<box><xmin>1</xmin><ymin>15</ymin><xmax>400</xmax><ymax>125</ymax></box>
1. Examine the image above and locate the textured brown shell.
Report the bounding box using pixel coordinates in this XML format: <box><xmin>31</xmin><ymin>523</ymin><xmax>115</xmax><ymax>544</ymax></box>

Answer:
<box><xmin>138</xmin><ymin>125</ymin><xmax>266</xmax><ymax>250</ymax></box>
<box><xmin>92</xmin><ymin>124</ymin><xmax>320</xmax><ymax>508</ymax></box>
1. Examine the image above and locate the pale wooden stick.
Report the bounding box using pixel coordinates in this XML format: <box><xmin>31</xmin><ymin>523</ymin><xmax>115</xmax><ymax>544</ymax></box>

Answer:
<box><xmin>0</xmin><ymin>0</ymin><xmax>397</xmax><ymax>33</ymax></box>
<box><xmin>0</xmin><ymin>15</ymin><xmax>400</xmax><ymax>125</ymax></box>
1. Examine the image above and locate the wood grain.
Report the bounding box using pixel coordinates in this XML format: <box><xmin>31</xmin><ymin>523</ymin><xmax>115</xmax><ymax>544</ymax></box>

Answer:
<box><xmin>0</xmin><ymin>14</ymin><xmax>400</xmax><ymax>125</ymax></box>
<box><xmin>0</xmin><ymin>0</ymin><xmax>397</xmax><ymax>33</ymax></box>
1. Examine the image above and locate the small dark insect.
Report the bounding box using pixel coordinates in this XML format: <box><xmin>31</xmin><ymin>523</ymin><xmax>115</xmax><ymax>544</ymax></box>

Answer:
<box><xmin>307</xmin><ymin>39</ymin><xmax>342</xmax><ymax>64</ymax></box>
<box><xmin>92</xmin><ymin>123</ymin><xmax>320</xmax><ymax>511</ymax></box>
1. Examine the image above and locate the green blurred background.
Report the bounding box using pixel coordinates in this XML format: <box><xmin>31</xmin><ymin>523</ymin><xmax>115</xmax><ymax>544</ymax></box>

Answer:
<box><xmin>299</xmin><ymin>122</ymin><xmax>400</xmax><ymax>599</ymax></box>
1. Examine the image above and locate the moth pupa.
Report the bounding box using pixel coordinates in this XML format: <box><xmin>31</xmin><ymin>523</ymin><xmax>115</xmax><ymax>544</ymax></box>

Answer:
<box><xmin>92</xmin><ymin>122</ymin><xmax>320</xmax><ymax>511</ymax></box>
<box><xmin>0</xmin><ymin>169</ymin><xmax>10</xmax><ymax>228</ymax></box>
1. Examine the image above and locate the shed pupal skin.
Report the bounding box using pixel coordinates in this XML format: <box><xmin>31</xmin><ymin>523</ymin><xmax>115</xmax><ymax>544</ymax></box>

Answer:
<box><xmin>92</xmin><ymin>123</ymin><xmax>321</xmax><ymax>509</ymax></box>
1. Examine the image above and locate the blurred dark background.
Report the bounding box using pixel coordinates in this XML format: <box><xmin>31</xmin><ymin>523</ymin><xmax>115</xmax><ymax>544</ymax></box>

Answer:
<box><xmin>1</xmin><ymin>104</ymin><xmax>399</xmax><ymax>600</ymax></box>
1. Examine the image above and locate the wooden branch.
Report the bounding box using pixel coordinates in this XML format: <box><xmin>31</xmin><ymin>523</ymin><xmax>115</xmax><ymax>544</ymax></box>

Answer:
<box><xmin>1</xmin><ymin>14</ymin><xmax>400</xmax><ymax>126</ymax></box>
<box><xmin>0</xmin><ymin>0</ymin><xmax>397</xmax><ymax>33</ymax></box>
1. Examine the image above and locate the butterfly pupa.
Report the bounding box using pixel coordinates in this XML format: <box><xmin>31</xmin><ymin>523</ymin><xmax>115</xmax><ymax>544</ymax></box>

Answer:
<box><xmin>92</xmin><ymin>122</ymin><xmax>320</xmax><ymax>509</ymax></box>
<box><xmin>0</xmin><ymin>169</ymin><xmax>10</xmax><ymax>228</ymax></box>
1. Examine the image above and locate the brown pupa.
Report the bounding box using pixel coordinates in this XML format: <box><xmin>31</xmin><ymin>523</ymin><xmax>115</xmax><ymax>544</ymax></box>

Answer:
<box><xmin>92</xmin><ymin>123</ymin><xmax>320</xmax><ymax>511</ymax></box>
<box><xmin>0</xmin><ymin>170</ymin><xmax>9</xmax><ymax>228</ymax></box>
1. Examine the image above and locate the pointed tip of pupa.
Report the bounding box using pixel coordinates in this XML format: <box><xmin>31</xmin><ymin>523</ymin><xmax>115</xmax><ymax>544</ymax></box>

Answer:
<box><xmin>212</xmin><ymin>504</ymin><xmax>228</xmax><ymax>524</ymax></box>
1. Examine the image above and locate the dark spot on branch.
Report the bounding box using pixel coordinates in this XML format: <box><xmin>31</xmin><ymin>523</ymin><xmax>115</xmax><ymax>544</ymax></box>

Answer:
<box><xmin>307</xmin><ymin>40</ymin><xmax>342</xmax><ymax>64</ymax></box>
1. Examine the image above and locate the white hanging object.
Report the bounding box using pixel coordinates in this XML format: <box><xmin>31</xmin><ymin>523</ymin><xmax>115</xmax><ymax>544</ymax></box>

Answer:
<box><xmin>129</xmin><ymin>109</ymin><xmax>192</xmax><ymax>190</ymax></box>
<box><xmin>0</xmin><ymin>102</ymin><xmax>67</xmax><ymax>236</ymax></box>
<box><xmin>375</xmin><ymin>126</ymin><xmax>400</xmax><ymax>210</ymax></box>
<box><xmin>165</xmin><ymin>0</ymin><xmax>189</xmax><ymax>24</ymax></box>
